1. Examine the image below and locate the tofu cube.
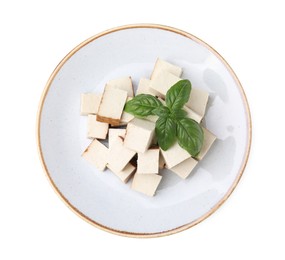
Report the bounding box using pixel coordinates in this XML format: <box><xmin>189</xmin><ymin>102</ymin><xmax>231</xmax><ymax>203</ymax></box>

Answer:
<box><xmin>159</xmin><ymin>152</ymin><xmax>166</xmax><ymax>169</ymax></box>
<box><xmin>169</xmin><ymin>157</ymin><xmax>198</xmax><ymax>179</ymax></box>
<box><xmin>108</xmin><ymin>136</ymin><xmax>136</xmax><ymax>172</ymax></box>
<box><xmin>97</xmin><ymin>87</ymin><xmax>128</xmax><ymax>126</ymax></box>
<box><xmin>124</xmin><ymin>118</ymin><xmax>155</xmax><ymax>153</ymax></box>
<box><xmin>151</xmin><ymin>58</ymin><xmax>182</xmax><ymax>80</ymax></box>
<box><xmin>107</xmin><ymin>163</ymin><xmax>136</xmax><ymax>183</ymax></box>
<box><xmin>160</xmin><ymin>141</ymin><xmax>191</xmax><ymax>168</ymax></box>
<box><xmin>137</xmin><ymin>148</ymin><xmax>159</xmax><ymax>174</ymax></box>
<box><xmin>106</xmin><ymin>76</ymin><xmax>134</xmax><ymax>97</ymax></box>
<box><xmin>149</xmin><ymin>71</ymin><xmax>181</xmax><ymax>98</ymax></box>
<box><xmin>120</xmin><ymin>97</ymin><xmax>134</xmax><ymax>124</ymax></box>
<box><xmin>196</xmin><ymin>128</ymin><xmax>216</xmax><ymax>160</ymax></box>
<box><xmin>185</xmin><ymin>88</ymin><xmax>209</xmax><ymax>117</ymax></box>
<box><xmin>108</xmin><ymin>128</ymin><xmax>126</xmax><ymax>149</ymax></box>
<box><xmin>183</xmin><ymin>106</ymin><xmax>202</xmax><ymax>123</ymax></box>
<box><xmin>80</xmin><ymin>93</ymin><xmax>102</xmax><ymax>115</ymax></box>
<box><xmin>131</xmin><ymin>173</ymin><xmax>162</xmax><ymax>197</ymax></box>
<box><xmin>87</xmin><ymin>115</ymin><xmax>109</xmax><ymax>139</ymax></box>
<box><xmin>136</xmin><ymin>78</ymin><xmax>156</xmax><ymax>95</ymax></box>
<box><xmin>82</xmin><ymin>139</ymin><xmax>108</xmax><ymax>171</ymax></box>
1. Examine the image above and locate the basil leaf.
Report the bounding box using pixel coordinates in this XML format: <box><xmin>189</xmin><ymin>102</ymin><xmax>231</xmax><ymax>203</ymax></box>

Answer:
<box><xmin>152</xmin><ymin>106</ymin><xmax>170</xmax><ymax>117</ymax></box>
<box><xmin>155</xmin><ymin>116</ymin><xmax>176</xmax><ymax>150</ymax></box>
<box><xmin>170</xmin><ymin>108</ymin><xmax>187</xmax><ymax>119</ymax></box>
<box><xmin>176</xmin><ymin>118</ymin><xmax>204</xmax><ymax>157</ymax></box>
<box><xmin>124</xmin><ymin>94</ymin><xmax>163</xmax><ymax>117</ymax></box>
<box><xmin>165</xmin><ymin>79</ymin><xmax>191</xmax><ymax>111</ymax></box>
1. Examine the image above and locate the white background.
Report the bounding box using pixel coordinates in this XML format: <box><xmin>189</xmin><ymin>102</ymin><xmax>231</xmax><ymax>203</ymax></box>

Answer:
<box><xmin>1</xmin><ymin>0</ymin><xmax>284</xmax><ymax>259</ymax></box>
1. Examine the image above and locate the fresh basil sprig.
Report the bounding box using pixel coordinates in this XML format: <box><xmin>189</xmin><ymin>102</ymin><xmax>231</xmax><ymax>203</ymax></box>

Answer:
<box><xmin>124</xmin><ymin>79</ymin><xmax>204</xmax><ymax>157</ymax></box>
<box><xmin>124</xmin><ymin>94</ymin><xmax>163</xmax><ymax>117</ymax></box>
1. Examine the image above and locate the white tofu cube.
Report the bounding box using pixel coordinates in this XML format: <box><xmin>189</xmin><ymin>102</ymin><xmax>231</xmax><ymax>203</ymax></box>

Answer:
<box><xmin>137</xmin><ymin>148</ymin><xmax>159</xmax><ymax>174</ymax></box>
<box><xmin>87</xmin><ymin>115</ymin><xmax>109</xmax><ymax>139</ymax></box>
<box><xmin>120</xmin><ymin>97</ymin><xmax>134</xmax><ymax>124</ymax></box>
<box><xmin>183</xmin><ymin>106</ymin><xmax>202</xmax><ymax>123</ymax></box>
<box><xmin>82</xmin><ymin>139</ymin><xmax>108</xmax><ymax>171</ymax></box>
<box><xmin>149</xmin><ymin>71</ymin><xmax>181</xmax><ymax>98</ymax></box>
<box><xmin>124</xmin><ymin>118</ymin><xmax>155</xmax><ymax>153</ymax></box>
<box><xmin>121</xmin><ymin>111</ymin><xmax>134</xmax><ymax>124</ymax></box>
<box><xmin>151</xmin><ymin>58</ymin><xmax>182</xmax><ymax>80</ymax></box>
<box><xmin>80</xmin><ymin>93</ymin><xmax>102</xmax><ymax>115</ymax></box>
<box><xmin>159</xmin><ymin>152</ymin><xmax>166</xmax><ymax>169</ymax></box>
<box><xmin>196</xmin><ymin>128</ymin><xmax>216</xmax><ymax>160</ymax></box>
<box><xmin>160</xmin><ymin>141</ymin><xmax>191</xmax><ymax>168</ymax></box>
<box><xmin>136</xmin><ymin>78</ymin><xmax>156</xmax><ymax>95</ymax></box>
<box><xmin>186</xmin><ymin>88</ymin><xmax>209</xmax><ymax>117</ymax></box>
<box><xmin>169</xmin><ymin>157</ymin><xmax>198</xmax><ymax>179</ymax></box>
<box><xmin>106</xmin><ymin>76</ymin><xmax>134</xmax><ymax>97</ymax></box>
<box><xmin>97</xmin><ymin>87</ymin><xmax>128</xmax><ymax>126</ymax></box>
<box><xmin>131</xmin><ymin>173</ymin><xmax>162</xmax><ymax>197</ymax></box>
<box><xmin>108</xmin><ymin>136</ymin><xmax>136</xmax><ymax>172</ymax></box>
<box><xmin>108</xmin><ymin>128</ymin><xmax>126</xmax><ymax>149</ymax></box>
<box><xmin>107</xmin><ymin>163</ymin><xmax>136</xmax><ymax>183</ymax></box>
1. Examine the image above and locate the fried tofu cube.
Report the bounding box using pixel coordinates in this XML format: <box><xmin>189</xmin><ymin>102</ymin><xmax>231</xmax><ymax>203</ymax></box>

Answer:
<box><xmin>169</xmin><ymin>157</ymin><xmax>198</xmax><ymax>179</ymax></box>
<box><xmin>137</xmin><ymin>148</ymin><xmax>159</xmax><ymax>174</ymax></box>
<box><xmin>82</xmin><ymin>139</ymin><xmax>108</xmax><ymax>171</ymax></box>
<box><xmin>149</xmin><ymin>71</ymin><xmax>181</xmax><ymax>98</ymax></box>
<box><xmin>87</xmin><ymin>115</ymin><xmax>109</xmax><ymax>139</ymax></box>
<box><xmin>107</xmin><ymin>163</ymin><xmax>136</xmax><ymax>183</ymax></box>
<box><xmin>124</xmin><ymin>118</ymin><xmax>155</xmax><ymax>153</ymax></box>
<box><xmin>185</xmin><ymin>88</ymin><xmax>209</xmax><ymax>117</ymax></box>
<box><xmin>160</xmin><ymin>141</ymin><xmax>191</xmax><ymax>168</ymax></box>
<box><xmin>106</xmin><ymin>76</ymin><xmax>134</xmax><ymax>97</ymax></box>
<box><xmin>80</xmin><ymin>93</ymin><xmax>102</xmax><ymax>115</ymax></box>
<box><xmin>151</xmin><ymin>58</ymin><xmax>182</xmax><ymax>80</ymax></box>
<box><xmin>136</xmin><ymin>78</ymin><xmax>156</xmax><ymax>95</ymax></box>
<box><xmin>108</xmin><ymin>128</ymin><xmax>126</xmax><ymax>149</ymax></box>
<box><xmin>131</xmin><ymin>173</ymin><xmax>162</xmax><ymax>196</ymax></box>
<box><xmin>196</xmin><ymin>128</ymin><xmax>216</xmax><ymax>160</ymax></box>
<box><xmin>97</xmin><ymin>87</ymin><xmax>128</xmax><ymax>125</ymax></box>
<box><xmin>108</xmin><ymin>136</ymin><xmax>136</xmax><ymax>172</ymax></box>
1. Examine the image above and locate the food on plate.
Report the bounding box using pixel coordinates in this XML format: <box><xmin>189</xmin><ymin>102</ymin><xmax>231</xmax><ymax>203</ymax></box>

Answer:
<box><xmin>97</xmin><ymin>87</ymin><xmax>128</xmax><ymax>125</ymax></box>
<box><xmin>80</xmin><ymin>58</ymin><xmax>216</xmax><ymax>196</ymax></box>
<box><xmin>87</xmin><ymin>115</ymin><xmax>109</xmax><ymax>139</ymax></box>
<box><xmin>82</xmin><ymin>139</ymin><xmax>108</xmax><ymax>171</ymax></box>
<box><xmin>105</xmin><ymin>76</ymin><xmax>134</xmax><ymax>97</ymax></box>
<box><xmin>80</xmin><ymin>93</ymin><xmax>102</xmax><ymax>115</ymax></box>
<box><xmin>131</xmin><ymin>173</ymin><xmax>162</xmax><ymax>197</ymax></box>
<box><xmin>137</xmin><ymin>148</ymin><xmax>159</xmax><ymax>174</ymax></box>
<box><xmin>107</xmin><ymin>136</ymin><xmax>136</xmax><ymax>173</ymax></box>
<box><xmin>151</xmin><ymin>58</ymin><xmax>182</xmax><ymax>79</ymax></box>
<box><xmin>123</xmin><ymin>118</ymin><xmax>155</xmax><ymax>153</ymax></box>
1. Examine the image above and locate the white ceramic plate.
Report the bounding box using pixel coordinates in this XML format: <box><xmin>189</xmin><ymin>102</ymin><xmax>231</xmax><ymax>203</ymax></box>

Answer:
<box><xmin>37</xmin><ymin>24</ymin><xmax>251</xmax><ymax>237</ymax></box>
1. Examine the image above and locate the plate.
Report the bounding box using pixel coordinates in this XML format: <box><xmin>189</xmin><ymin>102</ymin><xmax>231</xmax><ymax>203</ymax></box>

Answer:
<box><xmin>37</xmin><ymin>24</ymin><xmax>251</xmax><ymax>237</ymax></box>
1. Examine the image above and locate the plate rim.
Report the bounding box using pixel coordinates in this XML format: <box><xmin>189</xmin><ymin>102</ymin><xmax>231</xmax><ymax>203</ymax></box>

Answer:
<box><xmin>36</xmin><ymin>23</ymin><xmax>252</xmax><ymax>238</ymax></box>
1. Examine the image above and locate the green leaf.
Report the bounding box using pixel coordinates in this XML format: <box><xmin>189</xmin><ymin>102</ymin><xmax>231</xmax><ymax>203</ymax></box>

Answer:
<box><xmin>170</xmin><ymin>108</ymin><xmax>187</xmax><ymax>119</ymax></box>
<box><xmin>155</xmin><ymin>116</ymin><xmax>177</xmax><ymax>150</ymax></box>
<box><xmin>165</xmin><ymin>79</ymin><xmax>191</xmax><ymax>111</ymax></box>
<box><xmin>152</xmin><ymin>106</ymin><xmax>170</xmax><ymax>117</ymax></box>
<box><xmin>124</xmin><ymin>94</ymin><xmax>163</xmax><ymax>117</ymax></box>
<box><xmin>176</xmin><ymin>118</ymin><xmax>204</xmax><ymax>157</ymax></box>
